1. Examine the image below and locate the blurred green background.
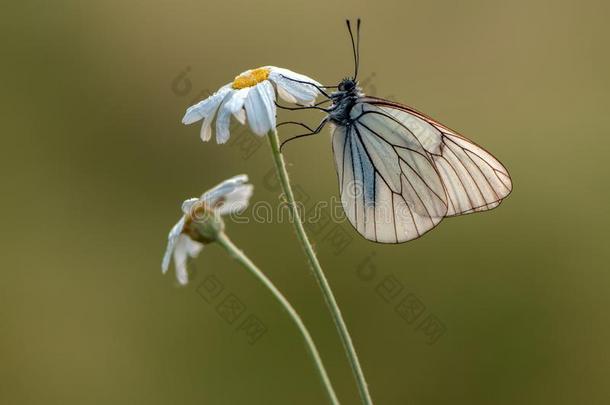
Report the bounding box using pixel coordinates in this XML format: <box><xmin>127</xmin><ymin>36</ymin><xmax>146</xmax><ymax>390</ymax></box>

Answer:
<box><xmin>2</xmin><ymin>0</ymin><xmax>609</xmax><ymax>404</ymax></box>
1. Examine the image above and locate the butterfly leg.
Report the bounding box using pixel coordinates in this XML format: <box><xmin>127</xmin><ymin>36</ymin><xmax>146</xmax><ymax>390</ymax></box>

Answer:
<box><xmin>277</xmin><ymin>121</ymin><xmax>316</xmax><ymax>132</ymax></box>
<box><xmin>310</xmin><ymin>99</ymin><xmax>332</xmax><ymax>107</ymax></box>
<box><xmin>275</xmin><ymin>102</ymin><xmax>330</xmax><ymax>112</ymax></box>
<box><xmin>279</xmin><ymin>118</ymin><xmax>329</xmax><ymax>151</ymax></box>
<box><xmin>278</xmin><ymin>75</ymin><xmax>336</xmax><ymax>98</ymax></box>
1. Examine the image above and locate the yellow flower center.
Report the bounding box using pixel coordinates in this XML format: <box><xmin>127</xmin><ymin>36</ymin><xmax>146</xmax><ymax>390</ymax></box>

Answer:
<box><xmin>231</xmin><ymin>67</ymin><xmax>270</xmax><ymax>89</ymax></box>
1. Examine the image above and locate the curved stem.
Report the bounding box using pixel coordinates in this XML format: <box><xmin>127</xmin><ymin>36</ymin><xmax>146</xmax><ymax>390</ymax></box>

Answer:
<box><xmin>215</xmin><ymin>232</ymin><xmax>340</xmax><ymax>405</ymax></box>
<box><xmin>267</xmin><ymin>131</ymin><xmax>374</xmax><ymax>405</ymax></box>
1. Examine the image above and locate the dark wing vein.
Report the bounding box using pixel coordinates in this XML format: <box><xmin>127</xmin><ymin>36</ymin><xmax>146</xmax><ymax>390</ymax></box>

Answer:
<box><xmin>331</xmin><ymin>98</ymin><xmax>512</xmax><ymax>243</ymax></box>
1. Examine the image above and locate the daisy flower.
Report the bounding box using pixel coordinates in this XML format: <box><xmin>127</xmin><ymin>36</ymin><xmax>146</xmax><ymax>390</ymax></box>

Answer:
<box><xmin>162</xmin><ymin>174</ymin><xmax>253</xmax><ymax>285</ymax></box>
<box><xmin>182</xmin><ymin>66</ymin><xmax>321</xmax><ymax>143</ymax></box>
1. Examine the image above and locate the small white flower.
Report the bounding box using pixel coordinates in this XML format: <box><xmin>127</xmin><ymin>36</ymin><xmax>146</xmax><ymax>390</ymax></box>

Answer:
<box><xmin>182</xmin><ymin>66</ymin><xmax>321</xmax><ymax>143</ymax></box>
<box><xmin>162</xmin><ymin>174</ymin><xmax>254</xmax><ymax>285</ymax></box>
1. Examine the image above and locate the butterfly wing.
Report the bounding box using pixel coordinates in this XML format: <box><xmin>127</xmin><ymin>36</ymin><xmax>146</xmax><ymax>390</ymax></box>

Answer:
<box><xmin>331</xmin><ymin>97</ymin><xmax>512</xmax><ymax>243</ymax></box>
<box><xmin>331</xmin><ymin>102</ymin><xmax>448</xmax><ymax>243</ymax></box>
<box><xmin>362</xmin><ymin>97</ymin><xmax>513</xmax><ymax>216</ymax></box>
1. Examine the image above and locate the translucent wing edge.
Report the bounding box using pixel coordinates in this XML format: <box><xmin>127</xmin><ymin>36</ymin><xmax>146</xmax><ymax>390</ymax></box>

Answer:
<box><xmin>331</xmin><ymin>121</ymin><xmax>446</xmax><ymax>244</ymax></box>
<box><xmin>359</xmin><ymin>97</ymin><xmax>513</xmax><ymax>216</ymax></box>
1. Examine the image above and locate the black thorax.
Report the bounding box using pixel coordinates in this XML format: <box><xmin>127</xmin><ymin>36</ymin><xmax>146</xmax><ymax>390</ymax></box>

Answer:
<box><xmin>328</xmin><ymin>78</ymin><xmax>363</xmax><ymax>126</ymax></box>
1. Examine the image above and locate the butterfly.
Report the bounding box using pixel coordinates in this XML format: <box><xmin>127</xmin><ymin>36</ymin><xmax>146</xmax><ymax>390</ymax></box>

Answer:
<box><xmin>279</xmin><ymin>19</ymin><xmax>512</xmax><ymax>243</ymax></box>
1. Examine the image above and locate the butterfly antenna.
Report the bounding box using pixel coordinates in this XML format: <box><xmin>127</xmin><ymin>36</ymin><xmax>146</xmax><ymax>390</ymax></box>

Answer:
<box><xmin>346</xmin><ymin>19</ymin><xmax>358</xmax><ymax>80</ymax></box>
<box><xmin>355</xmin><ymin>18</ymin><xmax>361</xmax><ymax>80</ymax></box>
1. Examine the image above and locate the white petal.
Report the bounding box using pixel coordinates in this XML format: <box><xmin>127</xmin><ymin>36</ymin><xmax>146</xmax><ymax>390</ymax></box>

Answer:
<box><xmin>173</xmin><ymin>234</ymin><xmax>203</xmax><ymax>285</ymax></box>
<box><xmin>233</xmin><ymin>109</ymin><xmax>246</xmax><ymax>125</ymax></box>
<box><xmin>276</xmin><ymin>85</ymin><xmax>298</xmax><ymax>104</ymax></box>
<box><xmin>182</xmin><ymin>101</ymin><xmax>208</xmax><ymax>125</ymax></box>
<box><xmin>182</xmin><ymin>85</ymin><xmax>232</xmax><ymax>125</ymax></box>
<box><xmin>201</xmin><ymin>174</ymin><xmax>249</xmax><ymax>207</ymax></box>
<box><xmin>199</xmin><ymin>115</ymin><xmax>214</xmax><ymax>141</ymax></box>
<box><xmin>216</xmin><ymin>87</ymin><xmax>250</xmax><ymax>131</ymax></box>
<box><xmin>226</xmin><ymin>88</ymin><xmax>249</xmax><ymax>114</ymax></box>
<box><xmin>215</xmin><ymin>95</ymin><xmax>234</xmax><ymax>144</ymax></box>
<box><xmin>200</xmin><ymin>91</ymin><xmax>232</xmax><ymax>142</ymax></box>
<box><xmin>244</xmin><ymin>81</ymin><xmax>276</xmax><ymax>136</ymax></box>
<box><xmin>215</xmin><ymin>184</ymin><xmax>254</xmax><ymax>215</ymax></box>
<box><xmin>162</xmin><ymin>216</ymin><xmax>186</xmax><ymax>274</ymax></box>
<box><xmin>181</xmin><ymin>198</ymin><xmax>199</xmax><ymax>215</ymax></box>
<box><xmin>268</xmin><ymin>67</ymin><xmax>320</xmax><ymax>106</ymax></box>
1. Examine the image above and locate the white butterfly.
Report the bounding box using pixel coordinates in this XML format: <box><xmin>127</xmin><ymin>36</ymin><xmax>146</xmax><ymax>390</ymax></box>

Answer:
<box><xmin>280</xmin><ymin>19</ymin><xmax>512</xmax><ymax>243</ymax></box>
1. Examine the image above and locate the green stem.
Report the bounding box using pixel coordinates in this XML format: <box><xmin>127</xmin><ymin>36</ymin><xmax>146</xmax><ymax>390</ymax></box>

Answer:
<box><xmin>267</xmin><ymin>131</ymin><xmax>374</xmax><ymax>405</ymax></box>
<box><xmin>215</xmin><ymin>232</ymin><xmax>340</xmax><ymax>405</ymax></box>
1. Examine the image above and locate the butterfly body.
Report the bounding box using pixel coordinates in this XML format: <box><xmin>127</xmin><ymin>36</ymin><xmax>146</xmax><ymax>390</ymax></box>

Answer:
<box><xmin>284</xmin><ymin>20</ymin><xmax>513</xmax><ymax>243</ymax></box>
<box><xmin>328</xmin><ymin>78</ymin><xmax>362</xmax><ymax>125</ymax></box>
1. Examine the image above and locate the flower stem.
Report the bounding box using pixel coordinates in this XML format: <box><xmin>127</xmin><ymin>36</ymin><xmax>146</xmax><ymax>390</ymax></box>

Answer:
<box><xmin>267</xmin><ymin>131</ymin><xmax>374</xmax><ymax>405</ymax></box>
<box><xmin>215</xmin><ymin>232</ymin><xmax>340</xmax><ymax>405</ymax></box>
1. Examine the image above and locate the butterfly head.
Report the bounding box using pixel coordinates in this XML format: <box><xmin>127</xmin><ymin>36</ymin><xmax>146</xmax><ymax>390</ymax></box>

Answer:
<box><xmin>338</xmin><ymin>77</ymin><xmax>357</xmax><ymax>92</ymax></box>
